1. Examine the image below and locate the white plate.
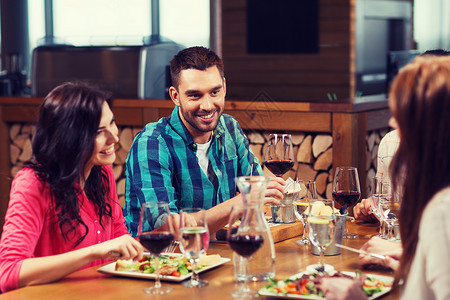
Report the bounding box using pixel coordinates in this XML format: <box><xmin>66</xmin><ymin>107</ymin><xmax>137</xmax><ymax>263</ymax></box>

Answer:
<box><xmin>258</xmin><ymin>271</ymin><xmax>393</xmax><ymax>300</ymax></box>
<box><xmin>97</xmin><ymin>253</ymin><xmax>230</xmax><ymax>282</ymax></box>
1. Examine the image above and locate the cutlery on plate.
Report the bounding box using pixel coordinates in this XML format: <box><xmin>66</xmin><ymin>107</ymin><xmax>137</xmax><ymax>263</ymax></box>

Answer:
<box><xmin>335</xmin><ymin>244</ymin><xmax>386</xmax><ymax>260</ymax></box>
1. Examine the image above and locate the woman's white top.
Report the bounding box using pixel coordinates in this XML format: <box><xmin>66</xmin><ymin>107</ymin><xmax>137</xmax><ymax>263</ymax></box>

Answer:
<box><xmin>401</xmin><ymin>186</ymin><xmax>450</xmax><ymax>300</ymax></box>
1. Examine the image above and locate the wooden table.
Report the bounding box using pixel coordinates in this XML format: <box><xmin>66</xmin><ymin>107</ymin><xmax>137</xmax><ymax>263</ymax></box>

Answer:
<box><xmin>0</xmin><ymin>222</ymin><xmax>397</xmax><ymax>299</ymax></box>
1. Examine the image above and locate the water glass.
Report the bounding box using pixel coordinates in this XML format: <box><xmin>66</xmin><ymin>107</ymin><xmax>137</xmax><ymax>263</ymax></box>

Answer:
<box><xmin>179</xmin><ymin>208</ymin><xmax>210</xmax><ymax>288</ymax></box>
<box><xmin>294</xmin><ymin>180</ymin><xmax>317</xmax><ymax>245</ymax></box>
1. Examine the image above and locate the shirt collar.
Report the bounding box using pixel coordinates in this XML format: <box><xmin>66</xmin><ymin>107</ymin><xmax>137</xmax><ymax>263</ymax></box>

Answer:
<box><xmin>168</xmin><ymin>106</ymin><xmax>225</xmax><ymax>150</ymax></box>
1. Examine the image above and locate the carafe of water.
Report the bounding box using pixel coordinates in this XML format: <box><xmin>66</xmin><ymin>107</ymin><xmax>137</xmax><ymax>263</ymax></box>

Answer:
<box><xmin>233</xmin><ymin>176</ymin><xmax>276</xmax><ymax>281</ymax></box>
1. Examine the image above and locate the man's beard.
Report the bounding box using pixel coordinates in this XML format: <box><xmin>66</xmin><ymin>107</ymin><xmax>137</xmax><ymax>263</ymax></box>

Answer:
<box><xmin>179</xmin><ymin>106</ymin><xmax>222</xmax><ymax>133</ymax></box>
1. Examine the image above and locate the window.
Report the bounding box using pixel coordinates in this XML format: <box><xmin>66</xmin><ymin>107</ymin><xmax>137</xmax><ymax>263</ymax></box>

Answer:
<box><xmin>28</xmin><ymin>0</ymin><xmax>210</xmax><ymax>48</ymax></box>
<box><xmin>160</xmin><ymin>0</ymin><xmax>210</xmax><ymax>47</ymax></box>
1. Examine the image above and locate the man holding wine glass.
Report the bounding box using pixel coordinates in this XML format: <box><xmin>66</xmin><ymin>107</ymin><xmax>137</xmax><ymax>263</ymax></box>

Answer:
<box><xmin>124</xmin><ymin>46</ymin><xmax>285</xmax><ymax>236</ymax></box>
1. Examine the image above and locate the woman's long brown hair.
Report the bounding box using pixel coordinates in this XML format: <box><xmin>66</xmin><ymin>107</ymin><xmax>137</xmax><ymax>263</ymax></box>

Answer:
<box><xmin>389</xmin><ymin>56</ymin><xmax>450</xmax><ymax>289</ymax></box>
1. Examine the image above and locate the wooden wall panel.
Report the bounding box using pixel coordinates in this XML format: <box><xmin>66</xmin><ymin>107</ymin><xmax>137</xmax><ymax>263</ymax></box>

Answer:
<box><xmin>221</xmin><ymin>0</ymin><xmax>354</xmax><ymax>102</ymax></box>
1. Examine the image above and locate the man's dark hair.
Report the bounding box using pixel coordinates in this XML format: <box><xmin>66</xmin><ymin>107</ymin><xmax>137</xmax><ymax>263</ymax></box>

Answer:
<box><xmin>422</xmin><ymin>49</ymin><xmax>450</xmax><ymax>56</ymax></box>
<box><xmin>170</xmin><ymin>46</ymin><xmax>225</xmax><ymax>89</ymax></box>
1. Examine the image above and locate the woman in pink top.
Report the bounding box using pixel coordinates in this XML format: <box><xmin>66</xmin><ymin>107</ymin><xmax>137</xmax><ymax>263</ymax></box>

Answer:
<box><xmin>0</xmin><ymin>82</ymin><xmax>143</xmax><ymax>292</ymax></box>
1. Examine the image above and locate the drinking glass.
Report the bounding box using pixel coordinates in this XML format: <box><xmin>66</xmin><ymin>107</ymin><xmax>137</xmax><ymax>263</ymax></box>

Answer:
<box><xmin>370</xmin><ymin>176</ymin><xmax>389</xmax><ymax>239</ymax></box>
<box><xmin>263</xmin><ymin>134</ymin><xmax>294</xmax><ymax>177</ymax></box>
<box><xmin>294</xmin><ymin>180</ymin><xmax>317</xmax><ymax>245</ymax></box>
<box><xmin>307</xmin><ymin>199</ymin><xmax>336</xmax><ymax>274</ymax></box>
<box><xmin>227</xmin><ymin>206</ymin><xmax>265</xmax><ymax>298</ymax></box>
<box><xmin>138</xmin><ymin>202</ymin><xmax>174</xmax><ymax>294</ymax></box>
<box><xmin>179</xmin><ymin>208</ymin><xmax>210</xmax><ymax>288</ymax></box>
<box><xmin>378</xmin><ymin>184</ymin><xmax>400</xmax><ymax>241</ymax></box>
<box><xmin>332</xmin><ymin>167</ymin><xmax>361</xmax><ymax>239</ymax></box>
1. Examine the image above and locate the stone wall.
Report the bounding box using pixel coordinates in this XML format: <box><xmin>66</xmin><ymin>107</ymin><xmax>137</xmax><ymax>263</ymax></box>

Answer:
<box><xmin>8</xmin><ymin>123</ymin><xmax>389</xmax><ymax>205</ymax></box>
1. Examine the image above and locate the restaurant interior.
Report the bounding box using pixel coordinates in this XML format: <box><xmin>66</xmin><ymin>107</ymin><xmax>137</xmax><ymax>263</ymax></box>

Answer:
<box><xmin>0</xmin><ymin>0</ymin><xmax>448</xmax><ymax>298</ymax></box>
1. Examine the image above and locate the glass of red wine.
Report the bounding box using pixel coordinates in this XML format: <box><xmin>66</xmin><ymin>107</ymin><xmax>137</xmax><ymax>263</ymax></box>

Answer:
<box><xmin>332</xmin><ymin>167</ymin><xmax>361</xmax><ymax>239</ymax></box>
<box><xmin>264</xmin><ymin>134</ymin><xmax>294</xmax><ymax>177</ymax></box>
<box><xmin>227</xmin><ymin>206</ymin><xmax>265</xmax><ymax>298</ymax></box>
<box><xmin>138</xmin><ymin>202</ymin><xmax>174</xmax><ymax>294</ymax></box>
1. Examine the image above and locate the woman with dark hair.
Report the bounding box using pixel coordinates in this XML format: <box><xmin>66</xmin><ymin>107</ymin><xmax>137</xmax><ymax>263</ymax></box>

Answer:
<box><xmin>318</xmin><ymin>56</ymin><xmax>450</xmax><ymax>299</ymax></box>
<box><xmin>0</xmin><ymin>82</ymin><xmax>143</xmax><ymax>292</ymax></box>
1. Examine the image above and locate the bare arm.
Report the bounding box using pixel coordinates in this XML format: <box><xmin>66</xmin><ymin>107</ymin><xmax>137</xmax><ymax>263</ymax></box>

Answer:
<box><xmin>18</xmin><ymin>235</ymin><xmax>143</xmax><ymax>288</ymax></box>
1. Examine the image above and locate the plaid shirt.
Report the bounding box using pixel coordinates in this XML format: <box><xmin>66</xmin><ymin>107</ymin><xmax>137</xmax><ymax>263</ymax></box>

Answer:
<box><xmin>123</xmin><ymin>106</ymin><xmax>262</xmax><ymax>236</ymax></box>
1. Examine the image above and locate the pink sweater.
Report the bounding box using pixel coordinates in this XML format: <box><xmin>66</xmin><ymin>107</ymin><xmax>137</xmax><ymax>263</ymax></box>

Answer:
<box><xmin>0</xmin><ymin>166</ymin><xmax>129</xmax><ymax>292</ymax></box>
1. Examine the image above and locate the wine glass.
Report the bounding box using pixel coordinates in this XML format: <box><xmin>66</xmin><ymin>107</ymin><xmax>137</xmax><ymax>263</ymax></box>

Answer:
<box><xmin>263</xmin><ymin>133</ymin><xmax>294</xmax><ymax>177</ymax></box>
<box><xmin>138</xmin><ymin>202</ymin><xmax>174</xmax><ymax>294</ymax></box>
<box><xmin>293</xmin><ymin>180</ymin><xmax>317</xmax><ymax>245</ymax></box>
<box><xmin>307</xmin><ymin>199</ymin><xmax>336</xmax><ymax>274</ymax></box>
<box><xmin>179</xmin><ymin>208</ymin><xmax>210</xmax><ymax>288</ymax></box>
<box><xmin>370</xmin><ymin>176</ymin><xmax>388</xmax><ymax>239</ymax></box>
<box><xmin>332</xmin><ymin>166</ymin><xmax>361</xmax><ymax>239</ymax></box>
<box><xmin>378</xmin><ymin>184</ymin><xmax>400</xmax><ymax>241</ymax></box>
<box><xmin>227</xmin><ymin>206</ymin><xmax>265</xmax><ymax>298</ymax></box>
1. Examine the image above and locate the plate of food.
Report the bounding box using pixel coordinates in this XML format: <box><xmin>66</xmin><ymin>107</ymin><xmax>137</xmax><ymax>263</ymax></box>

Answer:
<box><xmin>97</xmin><ymin>252</ymin><xmax>230</xmax><ymax>282</ymax></box>
<box><xmin>258</xmin><ymin>270</ymin><xmax>393</xmax><ymax>299</ymax></box>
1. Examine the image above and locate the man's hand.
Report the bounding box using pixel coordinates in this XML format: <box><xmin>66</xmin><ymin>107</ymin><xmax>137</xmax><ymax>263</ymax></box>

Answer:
<box><xmin>263</xmin><ymin>176</ymin><xmax>286</xmax><ymax>206</ymax></box>
<box><xmin>353</xmin><ymin>197</ymin><xmax>377</xmax><ymax>222</ymax></box>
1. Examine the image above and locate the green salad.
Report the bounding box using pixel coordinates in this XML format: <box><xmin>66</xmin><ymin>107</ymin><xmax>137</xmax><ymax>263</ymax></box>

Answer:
<box><xmin>260</xmin><ymin>271</ymin><xmax>392</xmax><ymax>297</ymax></box>
<box><xmin>115</xmin><ymin>254</ymin><xmax>194</xmax><ymax>277</ymax></box>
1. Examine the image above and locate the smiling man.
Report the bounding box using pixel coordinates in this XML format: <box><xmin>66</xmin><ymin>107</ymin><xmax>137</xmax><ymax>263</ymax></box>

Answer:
<box><xmin>123</xmin><ymin>47</ymin><xmax>285</xmax><ymax>235</ymax></box>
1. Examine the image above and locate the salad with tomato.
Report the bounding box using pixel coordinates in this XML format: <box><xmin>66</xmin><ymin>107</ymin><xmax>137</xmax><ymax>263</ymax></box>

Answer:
<box><xmin>260</xmin><ymin>271</ymin><xmax>392</xmax><ymax>298</ymax></box>
<box><xmin>115</xmin><ymin>254</ymin><xmax>195</xmax><ymax>277</ymax></box>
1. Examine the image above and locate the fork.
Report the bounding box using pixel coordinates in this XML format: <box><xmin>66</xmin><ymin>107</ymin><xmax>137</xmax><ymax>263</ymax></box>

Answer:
<box><xmin>164</xmin><ymin>240</ymin><xmax>179</xmax><ymax>253</ymax></box>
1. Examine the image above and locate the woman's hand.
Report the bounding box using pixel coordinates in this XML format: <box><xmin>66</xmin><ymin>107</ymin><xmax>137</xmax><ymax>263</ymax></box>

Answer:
<box><xmin>353</xmin><ymin>198</ymin><xmax>377</xmax><ymax>222</ymax></box>
<box><xmin>318</xmin><ymin>277</ymin><xmax>367</xmax><ymax>300</ymax></box>
<box><xmin>358</xmin><ymin>236</ymin><xmax>402</xmax><ymax>270</ymax></box>
<box><xmin>94</xmin><ymin>234</ymin><xmax>144</xmax><ymax>261</ymax></box>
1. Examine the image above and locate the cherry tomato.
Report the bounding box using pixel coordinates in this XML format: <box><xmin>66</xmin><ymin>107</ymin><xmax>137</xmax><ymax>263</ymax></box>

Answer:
<box><xmin>171</xmin><ymin>270</ymin><xmax>181</xmax><ymax>277</ymax></box>
<box><xmin>139</xmin><ymin>256</ymin><xmax>149</xmax><ymax>263</ymax></box>
<box><xmin>139</xmin><ymin>262</ymin><xmax>150</xmax><ymax>270</ymax></box>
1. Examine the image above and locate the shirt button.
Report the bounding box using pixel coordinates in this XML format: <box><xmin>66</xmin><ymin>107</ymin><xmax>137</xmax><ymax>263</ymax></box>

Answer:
<box><xmin>97</xmin><ymin>230</ymin><xmax>101</xmax><ymax>234</ymax></box>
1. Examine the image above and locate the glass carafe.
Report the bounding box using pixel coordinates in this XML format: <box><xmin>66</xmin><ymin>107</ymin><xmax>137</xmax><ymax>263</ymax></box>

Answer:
<box><xmin>233</xmin><ymin>176</ymin><xmax>276</xmax><ymax>282</ymax></box>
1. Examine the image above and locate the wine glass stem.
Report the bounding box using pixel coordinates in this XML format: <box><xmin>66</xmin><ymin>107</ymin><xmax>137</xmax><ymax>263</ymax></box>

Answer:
<box><xmin>154</xmin><ymin>255</ymin><xmax>161</xmax><ymax>289</ymax></box>
<box><xmin>319</xmin><ymin>249</ymin><xmax>325</xmax><ymax>271</ymax></box>
<box><xmin>379</xmin><ymin>220</ymin><xmax>385</xmax><ymax>237</ymax></box>
<box><xmin>302</xmin><ymin>220</ymin><xmax>308</xmax><ymax>240</ymax></box>
<box><xmin>241</xmin><ymin>257</ymin><xmax>251</xmax><ymax>293</ymax></box>
<box><xmin>190</xmin><ymin>258</ymin><xmax>200</xmax><ymax>286</ymax></box>
<box><xmin>387</xmin><ymin>223</ymin><xmax>393</xmax><ymax>239</ymax></box>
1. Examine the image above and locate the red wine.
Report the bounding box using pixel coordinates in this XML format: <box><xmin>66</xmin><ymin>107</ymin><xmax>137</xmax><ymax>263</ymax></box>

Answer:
<box><xmin>332</xmin><ymin>191</ymin><xmax>361</xmax><ymax>207</ymax></box>
<box><xmin>228</xmin><ymin>234</ymin><xmax>264</xmax><ymax>258</ymax></box>
<box><xmin>264</xmin><ymin>160</ymin><xmax>294</xmax><ymax>176</ymax></box>
<box><xmin>139</xmin><ymin>233</ymin><xmax>174</xmax><ymax>255</ymax></box>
